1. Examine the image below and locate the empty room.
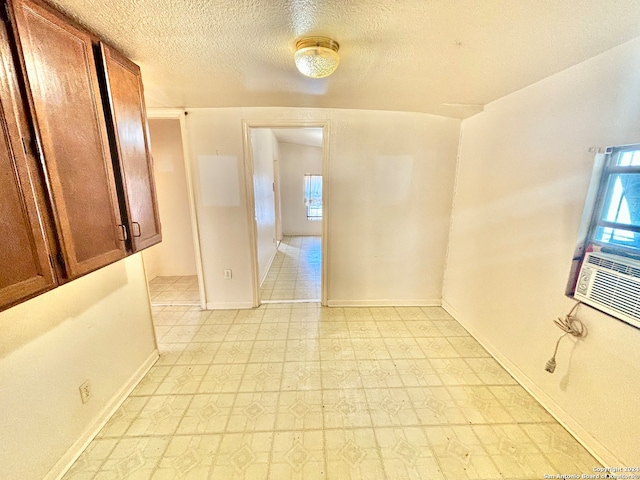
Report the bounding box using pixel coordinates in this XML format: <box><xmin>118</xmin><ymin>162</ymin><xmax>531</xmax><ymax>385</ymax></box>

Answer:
<box><xmin>1</xmin><ymin>1</ymin><xmax>640</xmax><ymax>479</ymax></box>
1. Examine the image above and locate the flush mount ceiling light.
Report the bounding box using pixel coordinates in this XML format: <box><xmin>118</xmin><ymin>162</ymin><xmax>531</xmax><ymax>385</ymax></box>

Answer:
<box><xmin>294</xmin><ymin>36</ymin><xmax>340</xmax><ymax>78</ymax></box>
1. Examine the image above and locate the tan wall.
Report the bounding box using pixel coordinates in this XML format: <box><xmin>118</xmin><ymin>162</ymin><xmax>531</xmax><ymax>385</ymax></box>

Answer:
<box><xmin>143</xmin><ymin>118</ymin><xmax>197</xmax><ymax>279</ymax></box>
<box><xmin>443</xmin><ymin>37</ymin><xmax>640</xmax><ymax>465</ymax></box>
<box><xmin>0</xmin><ymin>255</ymin><xmax>157</xmax><ymax>480</ymax></box>
<box><xmin>184</xmin><ymin>107</ymin><xmax>461</xmax><ymax>308</ymax></box>
<box><xmin>279</xmin><ymin>141</ymin><xmax>324</xmax><ymax>236</ymax></box>
<box><xmin>250</xmin><ymin>128</ymin><xmax>278</xmax><ymax>283</ymax></box>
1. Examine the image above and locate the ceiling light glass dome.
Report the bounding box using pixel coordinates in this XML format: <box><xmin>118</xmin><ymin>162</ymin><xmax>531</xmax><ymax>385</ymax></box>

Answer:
<box><xmin>294</xmin><ymin>37</ymin><xmax>340</xmax><ymax>78</ymax></box>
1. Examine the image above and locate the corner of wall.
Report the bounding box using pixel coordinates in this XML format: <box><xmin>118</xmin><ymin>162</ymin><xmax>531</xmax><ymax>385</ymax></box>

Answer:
<box><xmin>441</xmin><ymin>120</ymin><xmax>466</xmax><ymax>301</ymax></box>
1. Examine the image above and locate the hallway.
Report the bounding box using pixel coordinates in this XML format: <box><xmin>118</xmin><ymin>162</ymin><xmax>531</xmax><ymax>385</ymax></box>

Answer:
<box><xmin>260</xmin><ymin>236</ymin><xmax>321</xmax><ymax>303</ymax></box>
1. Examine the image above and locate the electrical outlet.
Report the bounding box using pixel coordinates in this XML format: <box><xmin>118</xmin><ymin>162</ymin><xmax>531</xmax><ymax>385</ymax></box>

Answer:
<box><xmin>224</xmin><ymin>269</ymin><xmax>232</xmax><ymax>280</ymax></box>
<box><xmin>79</xmin><ymin>380</ymin><xmax>92</xmax><ymax>404</ymax></box>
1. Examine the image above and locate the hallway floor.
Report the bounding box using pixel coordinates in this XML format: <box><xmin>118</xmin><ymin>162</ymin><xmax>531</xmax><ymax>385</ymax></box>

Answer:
<box><xmin>260</xmin><ymin>236</ymin><xmax>321</xmax><ymax>302</ymax></box>
<box><xmin>63</xmin><ymin>302</ymin><xmax>599</xmax><ymax>479</ymax></box>
<box><xmin>149</xmin><ymin>275</ymin><xmax>200</xmax><ymax>306</ymax></box>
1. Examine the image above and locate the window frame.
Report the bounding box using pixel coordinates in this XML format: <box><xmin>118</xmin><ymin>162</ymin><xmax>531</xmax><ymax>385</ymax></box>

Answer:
<box><xmin>585</xmin><ymin>145</ymin><xmax>640</xmax><ymax>259</ymax></box>
<box><xmin>566</xmin><ymin>144</ymin><xmax>640</xmax><ymax>298</ymax></box>
<box><xmin>303</xmin><ymin>173</ymin><xmax>323</xmax><ymax>221</ymax></box>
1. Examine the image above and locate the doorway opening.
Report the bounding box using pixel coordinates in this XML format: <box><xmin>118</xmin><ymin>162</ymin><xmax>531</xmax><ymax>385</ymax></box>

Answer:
<box><xmin>245</xmin><ymin>124</ymin><xmax>327</xmax><ymax>305</ymax></box>
<box><xmin>260</xmin><ymin>235</ymin><xmax>321</xmax><ymax>302</ymax></box>
<box><xmin>142</xmin><ymin>114</ymin><xmax>205</xmax><ymax>308</ymax></box>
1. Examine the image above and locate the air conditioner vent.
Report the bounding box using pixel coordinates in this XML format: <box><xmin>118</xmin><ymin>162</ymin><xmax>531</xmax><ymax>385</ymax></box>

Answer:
<box><xmin>575</xmin><ymin>252</ymin><xmax>640</xmax><ymax>328</ymax></box>
<box><xmin>587</xmin><ymin>254</ymin><xmax>640</xmax><ymax>279</ymax></box>
<box><xmin>590</xmin><ymin>270</ymin><xmax>640</xmax><ymax>320</ymax></box>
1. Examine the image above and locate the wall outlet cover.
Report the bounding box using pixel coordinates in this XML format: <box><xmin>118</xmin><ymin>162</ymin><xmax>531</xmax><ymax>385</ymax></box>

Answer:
<box><xmin>79</xmin><ymin>380</ymin><xmax>91</xmax><ymax>404</ymax></box>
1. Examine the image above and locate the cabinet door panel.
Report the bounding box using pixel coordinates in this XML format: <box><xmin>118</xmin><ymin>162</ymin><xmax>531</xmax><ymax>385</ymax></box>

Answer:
<box><xmin>100</xmin><ymin>43</ymin><xmax>161</xmax><ymax>251</ymax></box>
<box><xmin>10</xmin><ymin>0</ymin><xmax>125</xmax><ymax>277</ymax></box>
<box><xmin>0</xmin><ymin>16</ymin><xmax>55</xmax><ymax>308</ymax></box>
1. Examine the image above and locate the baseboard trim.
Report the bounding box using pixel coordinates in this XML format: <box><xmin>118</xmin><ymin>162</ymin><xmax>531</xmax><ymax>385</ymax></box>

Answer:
<box><xmin>327</xmin><ymin>299</ymin><xmax>441</xmax><ymax>307</ymax></box>
<box><xmin>281</xmin><ymin>233</ymin><xmax>321</xmax><ymax>236</ymax></box>
<box><xmin>46</xmin><ymin>350</ymin><xmax>159</xmax><ymax>480</ymax></box>
<box><xmin>151</xmin><ymin>301</ymin><xmax>200</xmax><ymax>307</ymax></box>
<box><xmin>441</xmin><ymin>299</ymin><xmax>618</xmax><ymax>468</ymax></box>
<box><xmin>260</xmin><ymin>249</ymin><xmax>278</xmax><ymax>287</ymax></box>
<box><xmin>206</xmin><ymin>301</ymin><xmax>255</xmax><ymax>310</ymax></box>
<box><xmin>261</xmin><ymin>299</ymin><xmax>320</xmax><ymax>304</ymax></box>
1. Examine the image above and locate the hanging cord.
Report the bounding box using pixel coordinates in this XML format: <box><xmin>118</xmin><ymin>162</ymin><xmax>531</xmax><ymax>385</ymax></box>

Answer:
<box><xmin>545</xmin><ymin>303</ymin><xmax>587</xmax><ymax>373</ymax></box>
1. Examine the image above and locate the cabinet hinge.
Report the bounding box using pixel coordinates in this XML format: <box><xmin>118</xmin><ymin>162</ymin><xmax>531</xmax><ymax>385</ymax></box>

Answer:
<box><xmin>21</xmin><ymin>137</ymin><xmax>28</xmax><ymax>155</ymax></box>
<box><xmin>48</xmin><ymin>252</ymin><xmax>65</xmax><ymax>274</ymax></box>
<box><xmin>56</xmin><ymin>251</ymin><xmax>65</xmax><ymax>271</ymax></box>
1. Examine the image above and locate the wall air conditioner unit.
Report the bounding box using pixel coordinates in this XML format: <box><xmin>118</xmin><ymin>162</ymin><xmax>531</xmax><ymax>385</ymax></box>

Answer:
<box><xmin>574</xmin><ymin>251</ymin><xmax>640</xmax><ymax>329</ymax></box>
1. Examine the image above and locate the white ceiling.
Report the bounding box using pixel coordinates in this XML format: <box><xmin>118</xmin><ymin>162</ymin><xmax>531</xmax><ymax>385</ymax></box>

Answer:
<box><xmin>272</xmin><ymin>128</ymin><xmax>323</xmax><ymax>148</ymax></box>
<box><xmin>50</xmin><ymin>0</ymin><xmax>640</xmax><ymax>119</ymax></box>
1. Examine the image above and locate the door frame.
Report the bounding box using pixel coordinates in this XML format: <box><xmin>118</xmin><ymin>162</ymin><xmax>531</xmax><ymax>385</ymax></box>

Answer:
<box><xmin>145</xmin><ymin>108</ymin><xmax>207</xmax><ymax>310</ymax></box>
<box><xmin>242</xmin><ymin>120</ymin><xmax>330</xmax><ymax>307</ymax></box>
<box><xmin>273</xmin><ymin>156</ymin><xmax>282</xmax><ymax>244</ymax></box>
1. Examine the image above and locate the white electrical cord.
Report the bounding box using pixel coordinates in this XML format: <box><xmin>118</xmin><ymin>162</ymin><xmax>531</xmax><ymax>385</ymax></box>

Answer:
<box><xmin>545</xmin><ymin>303</ymin><xmax>587</xmax><ymax>373</ymax></box>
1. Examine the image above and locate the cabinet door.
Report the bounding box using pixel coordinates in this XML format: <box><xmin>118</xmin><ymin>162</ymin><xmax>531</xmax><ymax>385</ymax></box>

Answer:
<box><xmin>9</xmin><ymin>0</ymin><xmax>125</xmax><ymax>278</ymax></box>
<box><xmin>99</xmin><ymin>43</ymin><xmax>161</xmax><ymax>252</ymax></box>
<box><xmin>0</xmin><ymin>14</ymin><xmax>55</xmax><ymax>308</ymax></box>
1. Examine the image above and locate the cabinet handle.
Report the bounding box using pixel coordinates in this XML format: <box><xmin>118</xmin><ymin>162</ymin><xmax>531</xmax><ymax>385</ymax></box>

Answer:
<box><xmin>117</xmin><ymin>224</ymin><xmax>127</xmax><ymax>241</ymax></box>
<box><xmin>132</xmin><ymin>222</ymin><xmax>142</xmax><ymax>237</ymax></box>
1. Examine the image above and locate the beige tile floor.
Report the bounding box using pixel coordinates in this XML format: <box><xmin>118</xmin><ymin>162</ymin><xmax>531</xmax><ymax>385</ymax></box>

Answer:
<box><xmin>260</xmin><ymin>236</ymin><xmax>321</xmax><ymax>302</ymax></box>
<box><xmin>63</xmin><ymin>302</ymin><xmax>600</xmax><ymax>479</ymax></box>
<box><xmin>149</xmin><ymin>275</ymin><xmax>200</xmax><ymax>306</ymax></box>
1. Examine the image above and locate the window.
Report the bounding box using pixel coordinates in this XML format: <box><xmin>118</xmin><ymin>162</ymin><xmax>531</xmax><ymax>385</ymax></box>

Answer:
<box><xmin>589</xmin><ymin>147</ymin><xmax>640</xmax><ymax>254</ymax></box>
<box><xmin>304</xmin><ymin>174</ymin><xmax>322</xmax><ymax>221</ymax></box>
<box><xmin>567</xmin><ymin>145</ymin><xmax>640</xmax><ymax>328</ymax></box>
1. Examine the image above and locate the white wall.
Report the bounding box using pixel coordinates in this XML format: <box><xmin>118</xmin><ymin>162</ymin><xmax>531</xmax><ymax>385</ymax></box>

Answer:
<box><xmin>443</xmin><ymin>37</ymin><xmax>640</xmax><ymax>466</ymax></box>
<box><xmin>184</xmin><ymin>107</ymin><xmax>460</xmax><ymax>308</ymax></box>
<box><xmin>185</xmin><ymin>109</ymin><xmax>255</xmax><ymax>308</ymax></box>
<box><xmin>0</xmin><ymin>255</ymin><xmax>157</xmax><ymax>480</ymax></box>
<box><xmin>279</xmin><ymin>141</ymin><xmax>323</xmax><ymax>236</ymax></box>
<box><xmin>328</xmin><ymin>110</ymin><xmax>459</xmax><ymax>305</ymax></box>
<box><xmin>142</xmin><ymin>119</ymin><xmax>197</xmax><ymax>279</ymax></box>
<box><xmin>250</xmin><ymin>128</ymin><xmax>278</xmax><ymax>283</ymax></box>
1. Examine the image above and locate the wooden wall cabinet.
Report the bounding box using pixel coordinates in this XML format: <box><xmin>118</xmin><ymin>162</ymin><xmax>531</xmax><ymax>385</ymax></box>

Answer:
<box><xmin>0</xmin><ymin>14</ymin><xmax>55</xmax><ymax>307</ymax></box>
<box><xmin>98</xmin><ymin>43</ymin><xmax>162</xmax><ymax>252</ymax></box>
<box><xmin>0</xmin><ymin>0</ymin><xmax>161</xmax><ymax>311</ymax></box>
<box><xmin>9</xmin><ymin>0</ymin><xmax>127</xmax><ymax>279</ymax></box>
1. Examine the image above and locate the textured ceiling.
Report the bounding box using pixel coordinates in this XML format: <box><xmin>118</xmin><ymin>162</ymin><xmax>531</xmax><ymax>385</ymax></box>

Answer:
<box><xmin>50</xmin><ymin>0</ymin><xmax>640</xmax><ymax>119</ymax></box>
